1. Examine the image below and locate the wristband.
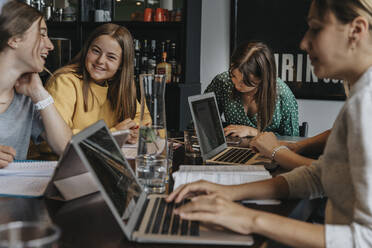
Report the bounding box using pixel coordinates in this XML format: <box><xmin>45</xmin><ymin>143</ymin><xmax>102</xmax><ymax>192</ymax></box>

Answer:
<box><xmin>35</xmin><ymin>95</ymin><xmax>54</xmax><ymax>110</ymax></box>
<box><xmin>271</xmin><ymin>145</ymin><xmax>289</xmax><ymax>161</ymax></box>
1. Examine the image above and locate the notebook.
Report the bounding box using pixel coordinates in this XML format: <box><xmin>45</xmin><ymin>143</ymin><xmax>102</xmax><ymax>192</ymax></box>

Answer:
<box><xmin>173</xmin><ymin>165</ymin><xmax>271</xmax><ymax>189</ymax></box>
<box><xmin>188</xmin><ymin>92</ymin><xmax>259</xmax><ymax>165</ymax></box>
<box><xmin>73</xmin><ymin>120</ymin><xmax>254</xmax><ymax>246</ymax></box>
<box><xmin>0</xmin><ymin>160</ymin><xmax>57</xmax><ymax>198</ymax></box>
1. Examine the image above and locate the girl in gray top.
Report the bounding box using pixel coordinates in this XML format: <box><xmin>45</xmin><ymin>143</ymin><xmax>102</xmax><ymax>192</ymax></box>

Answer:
<box><xmin>166</xmin><ymin>0</ymin><xmax>372</xmax><ymax>247</ymax></box>
<box><xmin>0</xmin><ymin>1</ymin><xmax>71</xmax><ymax>166</ymax></box>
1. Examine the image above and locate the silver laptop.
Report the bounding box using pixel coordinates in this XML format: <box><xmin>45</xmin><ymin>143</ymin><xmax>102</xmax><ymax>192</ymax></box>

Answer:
<box><xmin>188</xmin><ymin>92</ymin><xmax>259</xmax><ymax>165</ymax></box>
<box><xmin>72</xmin><ymin>120</ymin><xmax>253</xmax><ymax>246</ymax></box>
<box><xmin>45</xmin><ymin>129</ymin><xmax>130</xmax><ymax>201</ymax></box>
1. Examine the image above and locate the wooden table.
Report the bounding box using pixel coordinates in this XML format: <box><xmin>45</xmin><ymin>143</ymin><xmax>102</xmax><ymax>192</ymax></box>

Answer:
<box><xmin>0</xmin><ymin>141</ymin><xmax>315</xmax><ymax>248</ymax></box>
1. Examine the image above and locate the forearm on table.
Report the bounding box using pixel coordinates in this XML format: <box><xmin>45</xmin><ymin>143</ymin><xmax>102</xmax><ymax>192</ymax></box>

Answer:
<box><xmin>296</xmin><ymin>130</ymin><xmax>330</xmax><ymax>155</ymax></box>
<box><xmin>228</xmin><ymin>176</ymin><xmax>289</xmax><ymax>201</ymax></box>
<box><xmin>274</xmin><ymin>148</ymin><xmax>314</xmax><ymax>169</ymax></box>
<box><xmin>251</xmin><ymin>210</ymin><xmax>325</xmax><ymax>248</ymax></box>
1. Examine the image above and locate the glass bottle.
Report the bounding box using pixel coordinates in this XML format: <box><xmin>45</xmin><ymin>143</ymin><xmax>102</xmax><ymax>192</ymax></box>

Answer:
<box><xmin>156</xmin><ymin>52</ymin><xmax>172</xmax><ymax>84</ymax></box>
<box><xmin>134</xmin><ymin>39</ymin><xmax>141</xmax><ymax>77</ymax></box>
<box><xmin>141</xmin><ymin>39</ymin><xmax>149</xmax><ymax>74</ymax></box>
<box><xmin>147</xmin><ymin>40</ymin><xmax>157</xmax><ymax>75</ymax></box>
<box><xmin>168</xmin><ymin>42</ymin><xmax>177</xmax><ymax>83</ymax></box>
<box><xmin>158</xmin><ymin>41</ymin><xmax>166</xmax><ymax>64</ymax></box>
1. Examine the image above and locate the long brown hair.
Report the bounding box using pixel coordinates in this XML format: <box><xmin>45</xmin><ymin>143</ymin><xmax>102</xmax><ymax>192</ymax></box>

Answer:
<box><xmin>48</xmin><ymin>23</ymin><xmax>136</xmax><ymax>122</ymax></box>
<box><xmin>0</xmin><ymin>1</ymin><xmax>43</xmax><ymax>53</ymax></box>
<box><xmin>230</xmin><ymin>41</ymin><xmax>277</xmax><ymax>132</ymax></box>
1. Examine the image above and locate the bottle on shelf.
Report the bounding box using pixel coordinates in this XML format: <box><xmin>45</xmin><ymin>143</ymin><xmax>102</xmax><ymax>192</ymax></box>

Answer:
<box><xmin>147</xmin><ymin>40</ymin><xmax>157</xmax><ymax>75</ymax></box>
<box><xmin>168</xmin><ymin>42</ymin><xmax>177</xmax><ymax>83</ymax></box>
<box><xmin>158</xmin><ymin>41</ymin><xmax>166</xmax><ymax>64</ymax></box>
<box><xmin>134</xmin><ymin>39</ymin><xmax>141</xmax><ymax>76</ymax></box>
<box><xmin>141</xmin><ymin>39</ymin><xmax>149</xmax><ymax>74</ymax></box>
<box><xmin>165</xmin><ymin>40</ymin><xmax>171</xmax><ymax>60</ymax></box>
<box><xmin>156</xmin><ymin>52</ymin><xmax>172</xmax><ymax>83</ymax></box>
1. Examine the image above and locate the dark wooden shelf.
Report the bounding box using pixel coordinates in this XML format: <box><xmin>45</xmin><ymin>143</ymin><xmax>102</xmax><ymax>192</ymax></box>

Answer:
<box><xmin>46</xmin><ymin>21</ymin><xmax>79</xmax><ymax>27</ymax></box>
<box><xmin>81</xmin><ymin>21</ymin><xmax>185</xmax><ymax>28</ymax></box>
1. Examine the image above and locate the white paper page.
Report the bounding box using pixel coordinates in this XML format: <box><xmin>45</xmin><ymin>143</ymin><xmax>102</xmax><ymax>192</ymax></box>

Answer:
<box><xmin>172</xmin><ymin>165</ymin><xmax>280</xmax><ymax>205</ymax></box>
<box><xmin>0</xmin><ymin>176</ymin><xmax>50</xmax><ymax>197</ymax></box>
<box><xmin>0</xmin><ymin>161</ymin><xmax>57</xmax><ymax>177</ymax></box>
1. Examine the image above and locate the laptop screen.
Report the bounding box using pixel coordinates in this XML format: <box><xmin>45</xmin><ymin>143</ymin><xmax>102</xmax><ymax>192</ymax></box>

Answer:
<box><xmin>190</xmin><ymin>95</ymin><xmax>225</xmax><ymax>154</ymax></box>
<box><xmin>77</xmin><ymin>126</ymin><xmax>142</xmax><ymax>224</ymax></box>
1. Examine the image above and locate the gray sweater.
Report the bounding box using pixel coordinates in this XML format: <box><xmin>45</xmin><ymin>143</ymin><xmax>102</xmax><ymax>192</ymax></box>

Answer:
<box><xmin>281</xmin><ymin>67</ymin><xmax>372</xmax><ymax>247</ymax></box>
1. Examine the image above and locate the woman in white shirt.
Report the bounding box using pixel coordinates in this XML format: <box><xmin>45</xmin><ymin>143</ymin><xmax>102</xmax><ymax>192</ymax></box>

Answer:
<box><xmin>166</xmin><ymin>0</ymin><xmax>372</xmax><ymax>247</ymax></box>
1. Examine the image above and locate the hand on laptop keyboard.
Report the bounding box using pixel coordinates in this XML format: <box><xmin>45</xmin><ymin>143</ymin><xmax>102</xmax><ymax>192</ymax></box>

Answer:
<box><xmin>224</xmin><ymin>124</ymin><xmax>258</xmax><ymax>137</ymax></box>
<box><xmin>173</xmin><ymin>193</ymin><xmax>256</xmax><ymax>235</ymax></box>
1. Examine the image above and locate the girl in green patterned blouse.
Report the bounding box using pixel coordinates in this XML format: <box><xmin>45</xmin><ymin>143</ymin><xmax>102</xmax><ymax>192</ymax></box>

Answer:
<box><xmin>205</xmin><ymin>42</ymin><xmax>299</xmax><ymax>136</ymax></box>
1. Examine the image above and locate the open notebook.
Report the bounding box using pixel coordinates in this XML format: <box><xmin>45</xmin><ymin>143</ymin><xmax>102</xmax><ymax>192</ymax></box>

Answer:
<box><xmin>0</xmin><ymin>160</ymin><xmax>57</xmax><ymax>198</ymax></box>
<box><xmin>172</xmin><ymin>165</ymin><xmax>280</xmax><ymax>205</ymax></box>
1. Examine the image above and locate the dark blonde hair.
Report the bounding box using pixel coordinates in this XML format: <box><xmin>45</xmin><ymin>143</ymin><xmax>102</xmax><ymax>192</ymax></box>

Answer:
<box><xmin>313</xmin><ymin>0</ymin><xmax>372</xmax><ymax>29</ymax></box>
<box><xmin>49</xmin><ymin>23</ymin><xmax>136</xmax><ymax>122</ymax></box>
<box><xmin>230</xmin><ymin>41</ymin><xmax>277</xmax><ymax>132</ymax></box>
<box><xmin>0</xmin><ymin>0</ymin><xmax>43</xmax><ymax>52</ymax></box>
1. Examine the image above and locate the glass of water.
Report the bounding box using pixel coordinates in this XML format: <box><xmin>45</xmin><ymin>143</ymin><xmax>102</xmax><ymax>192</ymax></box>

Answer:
<box><xmin>0</xmin><ymin>221</ymin><xmax>60</xmax><ymax>248</ymax></box>
<box><xmin>136</xmin><ymin>74</ymin><xmax>168</xmax><ymax>194</ymax></box>
<box><xmin>136</xmin><ymin>156</ymin><xmax>167</xmax><ymax>194</ymax></box>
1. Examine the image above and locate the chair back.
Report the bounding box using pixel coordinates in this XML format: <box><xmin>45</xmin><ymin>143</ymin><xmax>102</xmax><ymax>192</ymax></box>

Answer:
<box><xmin>299</xmin><ymin>122</ymin><xmax>309</xmax><ymax>137</ymax></box>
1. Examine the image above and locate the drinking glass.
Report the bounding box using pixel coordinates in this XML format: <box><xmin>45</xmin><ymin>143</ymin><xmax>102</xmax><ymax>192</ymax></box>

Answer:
<box><xmin>165</xmin><ymin>140</ymin><xmax>174</xmax><ymax>183</ymax></box>
<box><xmin>136</xmin><ymin>74</ymin><xmax>168</xmax><ymax>194</ymax></box>
<box><xmin>0</xmin><ymin>221</ymin><xmax>60</xmax><ymax>248</ymax></box>
<box><xmin>183</xmin><ymin>129</ymin><xmax>201</xmax><ymax>157</ymax></box>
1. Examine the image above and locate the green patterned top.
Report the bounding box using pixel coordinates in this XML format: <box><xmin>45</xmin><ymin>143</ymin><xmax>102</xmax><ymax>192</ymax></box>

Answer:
<box><xmin>205</xmin><ymin>71</ymin><xmax>299</xmax><ymax>136</ymax></box>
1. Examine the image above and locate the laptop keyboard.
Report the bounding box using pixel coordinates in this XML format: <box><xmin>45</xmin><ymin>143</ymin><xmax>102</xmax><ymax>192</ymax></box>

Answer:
<box><xmin>145</xmin><ymin>198</ymin><xmax>199</xmax><ymax>236</ymax></box>
<box><xmin>214</xmin><ymin>148</ymin><xmax>255</xmax><ymax>164</ymax></box>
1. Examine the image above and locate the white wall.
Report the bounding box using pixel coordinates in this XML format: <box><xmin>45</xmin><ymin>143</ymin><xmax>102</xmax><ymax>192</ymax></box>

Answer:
<box><xmin>297</xmin><ymin>99</ymin><xmax>343</xmax><ymax>136</ymax></box>
<box><xmin>200</xmin><ymin>0</ymin><xmax>345</xmax><ymax>137</ymax></box>
<box><xmin>200</xmin><ymin>0</ymin><xmax>230</xmax><ymax>92</ymax></box>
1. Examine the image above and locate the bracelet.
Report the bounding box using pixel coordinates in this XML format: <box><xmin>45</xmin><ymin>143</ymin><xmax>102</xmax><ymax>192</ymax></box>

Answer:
<box><xmin>271</xmin><ymin>145</ymin><xmax>289</xmax><ymax>161</ymax></box>
<box><xmin>35</xmin><ymin>95</ymin><xmax>54</xmax><ymax>110</ymax></box>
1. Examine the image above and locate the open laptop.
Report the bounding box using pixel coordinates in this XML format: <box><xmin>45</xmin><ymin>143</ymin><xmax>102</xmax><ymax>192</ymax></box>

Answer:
<box><xmin>188</xmin><ymin>92</ymin><xmax>259</xmax><ymax>165</ymax></box>
<box><xmin>45</xmin><ymin>129</ymin><xmax>130</xmax><ymax>201</ymax></box>
<box><xmin>71</xmin><ymin>120</ymin><xmax>253</xmax><ymax>246</ymax></box>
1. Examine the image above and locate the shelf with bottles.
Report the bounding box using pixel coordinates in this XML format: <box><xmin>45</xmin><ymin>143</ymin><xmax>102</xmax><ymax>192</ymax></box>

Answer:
<box><xmin>46</xmin><ymin>21</ymin><xmax>79</xmax><ymax>28</ymax></box>
<box><xmin>134</xmin><ymin>38</ymin><xmax>183</xmax><ymax>84</ymax></box>
<box><xmin>80</xmin><ymin>21</ymin><xmax>184</xmax><ymax>30</ymax></box>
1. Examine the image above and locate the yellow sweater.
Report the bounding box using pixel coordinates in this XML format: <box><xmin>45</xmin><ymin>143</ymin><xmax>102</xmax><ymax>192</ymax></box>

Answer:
<box><xmin>47</xmin><ymin>72</ymin><xmax>151</xmax><ymax>134</ymax></box>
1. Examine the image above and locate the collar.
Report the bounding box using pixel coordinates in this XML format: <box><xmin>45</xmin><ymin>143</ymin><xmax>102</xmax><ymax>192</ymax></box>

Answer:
<box><xmin>349</xmin><ymin>66</ymin><xmax>372</xmax><ymax>98</ymax></box>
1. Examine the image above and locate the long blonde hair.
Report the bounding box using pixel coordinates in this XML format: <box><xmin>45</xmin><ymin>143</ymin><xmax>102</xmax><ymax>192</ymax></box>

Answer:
<box><xmin>313</xmin><ymin>0</ymin><xmax>372</xmax><ymax>29</ymax></box>
<box><xmin>313</xmin><ymin>0</ymin><xmax>372</xmax><ymax>98</ymax></box>
<box><xmin>48</xmin><ymin>23</ymin><xmax>136</xmax><ymax>122</ymax></box>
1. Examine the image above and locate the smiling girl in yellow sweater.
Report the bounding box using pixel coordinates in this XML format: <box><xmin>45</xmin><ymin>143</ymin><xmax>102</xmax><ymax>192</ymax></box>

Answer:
<box><xmin>47</xmin><ymin>24</ymin><xmax>151</xmax><ymax>142</ymax></box>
